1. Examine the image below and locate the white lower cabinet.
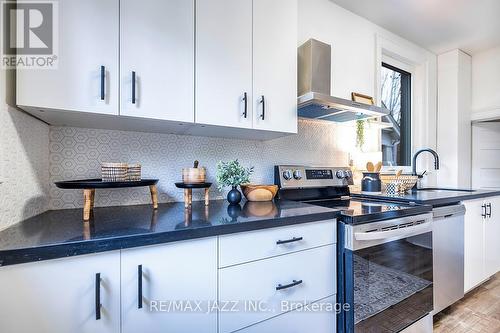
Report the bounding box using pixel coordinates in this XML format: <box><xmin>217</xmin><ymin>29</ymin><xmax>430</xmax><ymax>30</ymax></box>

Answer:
<box><xmin>485</xmin><ymin>196</ymin><xmax>500</xmax><ymax>276</ymax></box>
<box><xmin>121</xmin><ymin>238</ymin><xmax>217</xmax><ymax>333</ymax></box>
<box><xmin>0</xmin><ymin>251</ymin><xmax>121</xmax><ymax>333</ymax></box>
<box><xmin>235</xmin><ymin>296</ymin><xmax>336</xmax><ymax>333</ymax></box>
<box><xmin>464</xmin><ymin>198</ymin><xmax>486</xmax><ymax>292</ymax></box>
<box><xmin>218</xmin><ymin>244</ymin><xmax>336</xmax><ymax>333</ymax></box>
<box><xmin>218</xmin><ymin>220</ymin><xmax>336</xmax><ymax>267</ymax></box>
<box><xmin>0</xmin><ymin>222</ymin><xmax>336</xmax><ymax>333</ymax></box>
<box><xmin>464</xmin><ymin>196</ymin><xmax>500</xmax><ymax>292</ymax></box>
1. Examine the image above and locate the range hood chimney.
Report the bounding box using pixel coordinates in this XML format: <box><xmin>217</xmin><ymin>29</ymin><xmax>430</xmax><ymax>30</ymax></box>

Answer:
<box><xmin>297</xmin><ymin>39</ymin><xmax>389</xmax><ymax>122</ymax></box>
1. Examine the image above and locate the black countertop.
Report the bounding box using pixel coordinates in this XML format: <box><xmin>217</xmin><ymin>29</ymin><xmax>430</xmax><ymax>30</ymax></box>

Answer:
<box><xmin>0</xmin><ymin>199</ymin><xmax>338</xmax><ymax>267</ymax></box>
<box><xmin>353</xmin><ymin>188</ymin><xmax>500</xmax><ymax>206</ymax></box>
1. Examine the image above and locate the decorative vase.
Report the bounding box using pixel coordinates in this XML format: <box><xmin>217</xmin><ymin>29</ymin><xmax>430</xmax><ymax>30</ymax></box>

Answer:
<box><xmin>227</xmin><ymin>186</ymin><xmax>242</xmax><ymax>205</ymax></box>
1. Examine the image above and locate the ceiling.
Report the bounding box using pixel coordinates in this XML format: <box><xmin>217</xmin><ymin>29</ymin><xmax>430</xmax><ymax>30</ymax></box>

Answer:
<box><xmin>330</xmin><ymin>0</ymin><xmax>500</xmax><ymax>55</ymax></box>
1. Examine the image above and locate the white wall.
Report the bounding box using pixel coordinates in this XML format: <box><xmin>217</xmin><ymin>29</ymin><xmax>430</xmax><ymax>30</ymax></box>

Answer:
<box><xmin>437</xmin><ymin>50</ymin><xmax>472</xmax><ymax>188</ymax></box>
<box><xmin>298</xmin><ymin>0</ymin><xmax>437</xmax><ymax>176</ymax></box>
<box><xmin>472</xmin><ymin>46</ymin><xmax>500</xmax><ymax>113</ymax></box>
<box><xmin>0</xmin><ymin>69</ymin><xmax>50</xmax><ymax>230</ymax></box>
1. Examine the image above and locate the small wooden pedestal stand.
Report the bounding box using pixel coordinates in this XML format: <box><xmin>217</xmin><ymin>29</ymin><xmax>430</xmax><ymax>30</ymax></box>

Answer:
<box><xmin>175</xmin><ymin>182</ymin><xmax>212</xmax><ymax>208</ymax></box>
<box><xmin>55</xmin><ymin>179</ymin><xmax>160</xmax><ymax>220</ymax></box>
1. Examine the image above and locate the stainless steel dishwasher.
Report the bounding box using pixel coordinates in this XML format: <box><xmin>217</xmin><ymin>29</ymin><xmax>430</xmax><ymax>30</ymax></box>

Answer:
<box><xmin>432</xmin><ymin>204</ymin><xmax>466</xmax><ymax>314</ymax></box>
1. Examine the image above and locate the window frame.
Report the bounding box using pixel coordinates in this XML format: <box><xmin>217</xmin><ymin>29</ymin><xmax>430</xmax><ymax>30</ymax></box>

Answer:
<box><xmin>381</xmin><ymin>61</ymin><xmax>412</xmax><ymax>166</ymax></box>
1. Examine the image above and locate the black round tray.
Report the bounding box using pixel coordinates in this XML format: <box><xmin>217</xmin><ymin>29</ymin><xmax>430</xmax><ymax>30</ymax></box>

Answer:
<box><xmin>175</xmin><ymin>182</ymin><xmax>212</xmax><ymax>189</ymax></box>
<box><xmin>55</xmin><ymin>179</ymin><xmax>159</xmax><ymax>189</ymax></box>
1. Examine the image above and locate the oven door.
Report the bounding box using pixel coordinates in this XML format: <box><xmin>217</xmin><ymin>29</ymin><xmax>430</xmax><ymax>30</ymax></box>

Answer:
<box><xmin>341</xmin><ymin>214</ymin><xmax>433</xmax><ymax>333</ymax></box>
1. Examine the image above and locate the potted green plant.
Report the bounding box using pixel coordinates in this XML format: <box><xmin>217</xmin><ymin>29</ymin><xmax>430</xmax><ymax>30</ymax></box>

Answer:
<box><xmin>216</xmin><ymin>160</ymin><xmax>254</xmax><ymax>205</ymax></box>
<box><xmin>356</xmin><ymin>119</ymin><xmax>365</xmax><ymax>149</ymax></box>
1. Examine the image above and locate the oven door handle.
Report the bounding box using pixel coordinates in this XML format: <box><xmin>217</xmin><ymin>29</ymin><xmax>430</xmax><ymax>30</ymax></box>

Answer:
<box><xmin>354</xmin><ymin>221</ymin><xmax>431</xmax><ymax>241</ymax></box>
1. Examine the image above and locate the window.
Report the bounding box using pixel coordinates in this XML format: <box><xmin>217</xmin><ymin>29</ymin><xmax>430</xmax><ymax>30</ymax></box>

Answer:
<box><xmin>381</xmin><ymin>62</ymin><xmax>411</xmax><ymax>166</ymax></box>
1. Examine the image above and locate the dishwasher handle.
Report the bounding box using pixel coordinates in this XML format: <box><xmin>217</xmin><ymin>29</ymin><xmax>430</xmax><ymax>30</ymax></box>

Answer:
<box><xmin>432</xmin><ymin>204</ymin><xmax>466</xmax><ymax>219</ymax></box>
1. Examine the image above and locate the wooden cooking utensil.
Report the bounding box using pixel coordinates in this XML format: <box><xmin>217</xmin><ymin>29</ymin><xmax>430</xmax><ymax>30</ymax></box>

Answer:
<box><xmin>366</xmin><ymin>162</ymin><xmax>374</xmax><ymax>172</ymax></box>
<box><xmin>396</xmin><ymin>169</ymin><xmax>403</xmax><ymax>178</ymax></box>
<box><xmin>375</xmin><ymin>161</ymin><xmax>382</xmax><ymax>172</ymax></box>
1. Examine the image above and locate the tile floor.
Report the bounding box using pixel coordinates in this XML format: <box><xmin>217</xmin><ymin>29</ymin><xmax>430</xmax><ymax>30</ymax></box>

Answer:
<box><xmin>434</xmin><ymin>273</ymin><xmax>500</xmax><ymax>333</ymax></box>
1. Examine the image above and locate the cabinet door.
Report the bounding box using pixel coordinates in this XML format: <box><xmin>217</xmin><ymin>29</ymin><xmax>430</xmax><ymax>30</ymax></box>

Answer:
<box><xmin>463</xmin><ymin>199</ymin><xmax>486</xmax><ymax>292</ymax></box>
<box><xmin>0</xmin><ymin>252</ymin><xmax>120</xmax><ymax>333</ymax></box>
<box><xmin>219</xmin><ymin>245</ymin><xmax>335</xmax><ymax>333</ymax></box>
<box><xmin>253</xmin><ymin>0</ymin><xmax>297</xmax><ymax>134</ymax></box>
<box><xmin>485</xmin><ymin>196</ymin><xmax>500</xmax><ymax>277</ymax></box>
<box><xmin>237</xmin><ymin>296</ymin><xmax>335</xmax><ymax>333</ymax></box>
<box><xmin>121</xmin><ymin>238</ymin><xmax>217</xmax><ymax>333</ymax></box>
<box><xmin>120</xmin><ymin>0</ymin><xmax>194</xmax><ymax>122</ymax></box>
<box><xmin>196</xmin><ymin>0</ymin><xmax>253</xmax><ymax>129</ymax></box>
<box><xmin>17</xmin><ymin>0</ymin><xmax>119</xmax><ymax>115</ymax></box>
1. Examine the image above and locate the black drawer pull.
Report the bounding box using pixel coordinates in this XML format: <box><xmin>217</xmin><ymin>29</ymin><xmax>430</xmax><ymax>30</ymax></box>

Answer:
<box><xmin>276</xmin><ymin>237</ymin><xmax>303</xmax><ymax>245</ymax></box>
<box><xmin>100</xmin><ymin>66</ymin><xmax>105</xmax><ymax>101</ymax></box>
<box><xmin>482</xmin><ymin>204</ymin><xmax>487</xmax><ymax>218</ymax></box>
<box><xmin>242</xmin><ymin>92</ymin><xmax>248</xmax><ymax>118</ymax></box>
<box><xmin>276</xmin><ymin>279</ymin><xmax>303</xmax><ymax>291</ymax></box>
<box><xmin>138</xmin><ymin>265</ymin><xmax>143</xmax><ymax>309</ymax></box>
<box><xmin>95</xmin><ymin>273</ymin><xmax>101</xmax><ymax>320</ymax></box>
<box><xmin>487</xmin><ymin>203</ymin><xmax>492</xmax><ymax>218</ymax></box>
<box><xmin>259</xmin><ymin>95</ymin><xmax>265</xmax><ymax>120</ymax></box>
<box><xmin>132</xmin><ymin>71</ymin><xmax>136</xmax><ymax>104</ymax></box>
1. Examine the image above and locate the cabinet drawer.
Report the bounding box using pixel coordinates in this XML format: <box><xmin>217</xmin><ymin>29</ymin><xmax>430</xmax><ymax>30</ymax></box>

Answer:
<box><xmin>219</xmin><ymin>220</ymin><xmax>335</xmax><ymax>267</ymax></box>
<box><xmin>235</xmin><ymin>296</ymin><xmax>336</xmax><ymax>333</ymax></box>
<box><xmin>219</xmin><ymin>245</ymin><xmax>336</xmax><ymax>333</ymax></box>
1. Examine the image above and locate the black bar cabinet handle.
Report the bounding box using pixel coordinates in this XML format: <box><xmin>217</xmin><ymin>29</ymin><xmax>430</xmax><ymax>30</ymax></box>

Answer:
<box><xmin>138</xmin><ymin>265</ymin><xmax>143</xmax><ymax>309</ymax></box>
<box><xmin>242</xmin><ymin>92</ymin><xmax>248</xmax><ymax>118</ymax></box>
<box><xmin>276</xmin><ymin>279</ymin><xmax>303</xmax><ymax>291</ymax></box>
<box><xmin>95</xmin><ymin>273</ymin><xmax>101</xmax><ymax>320</ymax></box>
<box><xmin>487</xmin><ymin>203</ymin><xmax>492</xmax><ymax>218</ymax></box>
<box><xmin>276</xmin><ymin>237</ymin><xmax>303</xmax><ymax>245</ymax></box>
<box><xmin>100</xmin><ymin>66</ymin><xmax>105</xmax><ymax>101</ymax></box>
<box><xmin>482</xmin><ymin>204</ymin><xmax>487</xmax><ymax>218</ymax></box>
<box><xmin>260</xmin><ymin>95</ymin><xmax>265</xmax><ymax>120</ymax></box>
<box><xmin>132</xmin><ymin>71</ymin><xmax>136</xmax><ymax>104</ymax></box>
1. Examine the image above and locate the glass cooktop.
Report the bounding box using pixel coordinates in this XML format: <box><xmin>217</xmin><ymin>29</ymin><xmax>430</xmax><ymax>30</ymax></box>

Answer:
<box><xmin>304</xmin><ymin>198</ymin><xmax>432</xmax><ymax>224</ymax></box>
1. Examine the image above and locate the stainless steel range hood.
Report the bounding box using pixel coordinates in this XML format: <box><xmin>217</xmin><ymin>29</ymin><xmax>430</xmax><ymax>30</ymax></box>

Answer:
<box><xmin>297</xmin><ymin>39</ymin><xmax>389</xmax><ymax>122</ymax></box>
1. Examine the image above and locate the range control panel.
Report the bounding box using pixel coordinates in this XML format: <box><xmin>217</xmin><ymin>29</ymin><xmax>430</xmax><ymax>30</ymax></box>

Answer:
<box><xmin>275</xmin><ymin>165</ymin><xmax>354</xmax><ymax>189</ymax></box>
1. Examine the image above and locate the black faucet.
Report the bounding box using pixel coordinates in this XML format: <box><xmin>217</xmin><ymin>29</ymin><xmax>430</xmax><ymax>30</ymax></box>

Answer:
<box><xmin>412</xmin><ymin>148</ymin><xmax>440</xmax><ymax>178</ymax></box>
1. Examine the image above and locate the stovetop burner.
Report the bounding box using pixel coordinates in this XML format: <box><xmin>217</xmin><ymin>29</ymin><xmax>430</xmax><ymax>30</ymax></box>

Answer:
<box><xmin>274</xmin><ymin>165</ymin><xmax>432</xmax><ymax>225</ymax></box>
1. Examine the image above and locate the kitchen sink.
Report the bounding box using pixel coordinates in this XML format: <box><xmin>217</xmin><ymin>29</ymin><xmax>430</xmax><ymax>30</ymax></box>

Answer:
<box><xmin>417</xmin><ymin>188</ymin><xmax>477</xmax><ymax>193</ymax></box>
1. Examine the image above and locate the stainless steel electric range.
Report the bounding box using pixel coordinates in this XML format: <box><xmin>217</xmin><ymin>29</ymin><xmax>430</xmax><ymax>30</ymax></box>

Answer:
<box><xmin>275</xmin><ymin>165</ymin><xmax>434</xmax><ymax>333</ymax></box>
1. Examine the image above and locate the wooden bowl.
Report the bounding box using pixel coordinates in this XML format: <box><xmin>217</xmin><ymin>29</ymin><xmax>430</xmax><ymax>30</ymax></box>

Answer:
<box><xmin>240</xmin><ymin>184</ymin><xmax>278</xmax><ymax>202</ymax></box>
<box><xmin>182</xmin><ymin>167</ymin><xmax>206</xmax><ymax>184</ymax></box>
<box><xmin>243</xmin><ymin>201</ymin><xmax>279</xmax><ymax>217</ymax></box>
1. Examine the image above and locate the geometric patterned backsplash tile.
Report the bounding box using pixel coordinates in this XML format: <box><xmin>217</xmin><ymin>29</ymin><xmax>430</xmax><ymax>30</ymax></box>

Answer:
<box><xmin>49</xmin><ymin>119</ymin><xmax>348</xmax><ymax>210</ymax></box>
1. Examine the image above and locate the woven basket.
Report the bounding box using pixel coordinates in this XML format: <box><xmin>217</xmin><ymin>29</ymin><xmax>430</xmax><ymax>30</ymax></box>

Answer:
<box><xmin>102</xmin><ymin>163</ymin><xmax>128</xmax><ymax>182</ymax></box>
<box><xmin>380</xmin><ymin>175</ymin><xmax>418</xmax><ymax>193</ymax></box>
<box><xmin>127</xmin><ymin>164</ymin><xmax>142</xmax><ymax>181</ymax></box>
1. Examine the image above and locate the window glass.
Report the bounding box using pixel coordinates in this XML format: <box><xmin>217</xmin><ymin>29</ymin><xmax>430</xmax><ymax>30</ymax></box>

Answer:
<box><xmin>381</xmin><ymin>63</ymin><xmax>411</xmax><ymax>166</ymax></box>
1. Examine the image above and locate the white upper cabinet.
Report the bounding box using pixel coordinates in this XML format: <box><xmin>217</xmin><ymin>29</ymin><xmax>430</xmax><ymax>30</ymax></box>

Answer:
<box><xmin>16</xmin><ymin>0</ymin><xmax>298</xmax><ymax>138</ymax></box>
<box><xmin>195</xmin><ymin>0</ymin><xmax>253</xmax><ymax>129</ymax></box>
<box><xmin>121</xmin><ymin>238</ymin><xmax>217</xmax><ymax>333</ymax></box>
<box><xmin>0</xmin><ymin>252</ymin><xmax>121</xmax><ymax>333</ymax></box>
<box><xmin>17</xmin><ymin>0</ymin><xmax>119</xmax><ymax>115</ymax></box>
<box><xmin>253</xmin><ymin>0</ymin><xmax>298</xmax><ymax>133</ymax></box>
<box><xmin>120</xmin><ymin>0</ymin><xmax>194</xmax><ymax>122</ymax></box>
